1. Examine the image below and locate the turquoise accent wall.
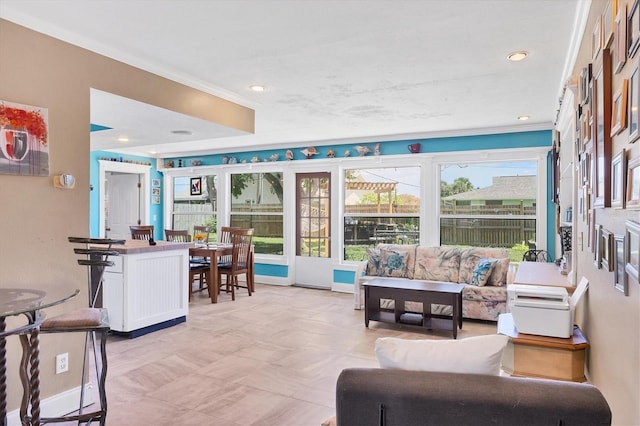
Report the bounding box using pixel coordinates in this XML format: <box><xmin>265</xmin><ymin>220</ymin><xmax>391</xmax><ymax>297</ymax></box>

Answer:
<box><xmin>89</xmin><ymin>151</ymin><xmax>163</xmax><ymax>238</ymax></box>
<box><xmin>255</xmin><ymin>263</ymin><xmax>288</xmax><ymax>277</ymax></box>
<box><xmin>334</xmin><ymin>270</ymin><xmax>356</xmax><ymax>285</ymax></box>
<box><xmin>163</xmin><ymin>130</ymin><xmax>551</xmax><ymax>166</ymax></box>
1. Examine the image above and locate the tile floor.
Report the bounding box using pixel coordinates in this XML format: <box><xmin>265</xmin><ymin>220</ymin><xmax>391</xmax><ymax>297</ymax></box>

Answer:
<box><xmin>84</xmin><ymin>283</ymin><xmax>497</xmax><ymax>425</ymax></box>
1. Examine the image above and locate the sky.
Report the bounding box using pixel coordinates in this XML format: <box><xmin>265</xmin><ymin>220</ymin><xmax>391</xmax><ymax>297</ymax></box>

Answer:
<box><xmin>352</xmin><ymin>161</ymin><xmax>537</xmax><ymax>197</ymax></box>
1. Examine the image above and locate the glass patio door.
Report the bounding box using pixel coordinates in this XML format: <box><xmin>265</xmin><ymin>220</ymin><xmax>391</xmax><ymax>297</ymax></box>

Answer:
<box><xmin>295</xmin><ymin>172</ymin><xmax>332</xmax><ymax>288</ymax></box>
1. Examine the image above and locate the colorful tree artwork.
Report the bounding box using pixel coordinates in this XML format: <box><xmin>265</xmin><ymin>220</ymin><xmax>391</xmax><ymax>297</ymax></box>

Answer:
<box><xmin>0</xmin><ymin>100</ymin><xmax>49</xmax><ymax>176</ymax></box>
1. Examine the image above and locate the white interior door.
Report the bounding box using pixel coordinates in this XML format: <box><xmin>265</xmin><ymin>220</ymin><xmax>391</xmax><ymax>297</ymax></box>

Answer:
<box><xmin>106</xmin><ymin>173</ymin><xmax>143</xmax><ymax>239</ymax></box>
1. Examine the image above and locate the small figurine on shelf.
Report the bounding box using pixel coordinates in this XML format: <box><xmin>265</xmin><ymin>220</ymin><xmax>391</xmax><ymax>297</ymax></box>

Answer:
<box><xmin>374</xmin><ymin>144</ymin><xmax>381</xmax><ymax>156</ymax></box>
<box><xmin>165</xmin><ymin>160</ymin><xmax>174</xmax><ymax>168</ymax></box>
<box><xmin>271</xmin><ymin>153</ymin><xmax>279</xmax><ymax>162</ymax></box>
<box><xmin>327</xmin><ymin>149</ymin><xmax>336</xmax><ymax>158</ymax></box>
<box><xmin>344</xmin><ymin>150</ymin><xmax>351</xmax><ymax>157</ymax></box>
<box><xmin>251</xmin><ymin>156</ymin><xmax>259</xmax><ymax>163</ymax></box>
<box><xmin>286</xmin><ymin>150</ymin><xmax>294</xmax><ymax>160</ymax></box>
<box><xmin>355</xmin><ymin>145</ymin><xmax>370</xmax><ymax>157</ymax></box>
<box><xmin>301</xmin><ymin>146</ymin><xmax>318</xmax><ymax>159</ymax></box>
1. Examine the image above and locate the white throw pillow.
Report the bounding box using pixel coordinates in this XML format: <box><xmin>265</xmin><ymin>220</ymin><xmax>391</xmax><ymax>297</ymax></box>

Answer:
<box><xmin>375</xmin><ymin>334</ymin><xmax>508</xmax><ymax>376</ymax></box>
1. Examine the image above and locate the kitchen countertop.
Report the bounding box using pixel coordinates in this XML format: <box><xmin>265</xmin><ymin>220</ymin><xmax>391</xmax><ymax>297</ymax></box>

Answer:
<box><xmin>91</xmin><ymin>239</ymin><xmax>192</xmax><ymax>254</ymax></box>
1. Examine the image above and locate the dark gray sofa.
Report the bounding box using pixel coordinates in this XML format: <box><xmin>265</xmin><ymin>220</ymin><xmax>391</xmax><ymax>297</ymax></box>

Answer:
<box><xmin>336</xmin><ymin>368</ymin><xmax>611</xmax><ymax>426</ymax></box>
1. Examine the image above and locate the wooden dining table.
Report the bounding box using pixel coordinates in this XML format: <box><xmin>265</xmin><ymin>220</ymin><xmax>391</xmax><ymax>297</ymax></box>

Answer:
<box><xmin>189</xmin><ymin>243</ymin><xmax>254</xmax><ymax>303</ymax></box>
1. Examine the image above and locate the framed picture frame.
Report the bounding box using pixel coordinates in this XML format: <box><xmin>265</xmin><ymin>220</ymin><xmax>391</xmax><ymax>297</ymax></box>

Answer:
<box><xmin>601</xmin><ymin>228</ymin><xmax>613</xmax><ymax>271</ymax></box>
<box><xmin>626</xmin><ymin>153</ymin><xmax>640</xmax><ymax>208</ymax></box>
<box><xmin>152</xmin><ymin>187</ymin><xmax>160</xmax><ymax>196</ymax></box>
<box><xmin>614</xmin><ymin>3</ymin><xmax>627</xmax><ymax>73</ymax></box>
<box><xmin>580</xmin><ymin>65</ymin><xmax>592</xmax><ymax>106</ymax></box>
<box><xmin>593</xmin><ymin>14</ymin><xmax>603</xmax><ymax>60</ymax></box>
<box><xmin>611</xmin><ymin>149</ymin><xmax>626</xmax><ymax>208</ymax></box>
<box><xmin>629</xmin><ymin>61</ymin><xmax>640</xmax><ymax>142</ymax></box>
<box><xmin>629</xmin><ymin>0</ymin><xmax>640</xmax><ymax>58</ymax></box>
<box><xmin>190</xmin><ymin>177</ymin><xmax>202</xmax><ymax>196</ymax></box>
<box><xmin>614</xmin><ymin>233</ymin><xmax>628</xmax><ymax>294</ymax></box>
<box><xmin>594</xmin><ymin>224</ymin><xmax>603</xmax><ymax>268</ymax></box>
<box><xmin>151</xmin><ymin>195</ymin><xmax>160</xmax><ymax>205</ymax></box>
<box><xmin>581</xmin><ymin>107</ymin><xmax>592</xmax><ymax>148</ymax></box>
<box><xmin>624</xmin><ymin>219</ymin><xmax>640</xmax><ymax>283</ymax></box>
<box><xmin>592</xmin><ymin>49</ymin><xmax>612</xmax><ymax>208</ymax></box>
<box><xmin>589</xmin><ymin>209</ymin><xmax>596</xmax><ymax>251</ymax></box>
<box><xmin>551</xmin><ymin>148</ymin><xmax>560</xmax><ymax>204</ymax></box>
<box><xmin>581</xmin><ymin>147</ymin><xmax>591</xmax><ymax>185</ymax></box>
<box><xmin>152</xmin><ymin>179</ymin><xmax>161</xmax><ymax>187</ymax></box>
<box><xmin>604</xmin><ymin>0</ymin><xmax>616</xmax><ymax>48</ymax></box>
<box><xmin>611</xmin><ymin>79</ymin><xmax>628</xmax><ymax>136</ymax></box>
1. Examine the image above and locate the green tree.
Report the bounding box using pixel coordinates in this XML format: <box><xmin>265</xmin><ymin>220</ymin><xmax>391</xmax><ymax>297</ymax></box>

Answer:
<box><xmin>441</xmin><ymin>177</ymin><xmax>475</xmax><ymax>196</ymax></box>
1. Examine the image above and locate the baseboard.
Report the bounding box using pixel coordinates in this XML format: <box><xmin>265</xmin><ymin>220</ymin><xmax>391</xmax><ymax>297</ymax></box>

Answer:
<box><xmin>6</xmin><ymin>383</ymin><xmax>95</xmax><ymax>425</ymax></box>
<box><xmin>331</xmin><ymin>282</ymin><xmax>354</xmax><ymax>294</ymax></box>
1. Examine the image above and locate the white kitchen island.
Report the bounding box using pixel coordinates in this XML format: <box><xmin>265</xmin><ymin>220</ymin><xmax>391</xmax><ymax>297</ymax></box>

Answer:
<box><xmin>100</xmin><ymin>240</ymin><xmax>191</xmax><ymax>338</ymax></box>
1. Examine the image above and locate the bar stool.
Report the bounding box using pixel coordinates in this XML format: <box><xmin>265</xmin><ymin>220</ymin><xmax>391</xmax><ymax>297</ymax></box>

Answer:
<box><xmin>37</xmin><ymin>237</ymin><xmax>124</xmax><ymax>425</ymax></box>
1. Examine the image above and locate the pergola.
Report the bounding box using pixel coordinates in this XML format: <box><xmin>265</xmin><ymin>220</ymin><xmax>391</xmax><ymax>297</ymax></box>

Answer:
<box><xmin>346</xmin><ymin>181</ymin><xmax>398</xmax><ymax>213</ymax></box>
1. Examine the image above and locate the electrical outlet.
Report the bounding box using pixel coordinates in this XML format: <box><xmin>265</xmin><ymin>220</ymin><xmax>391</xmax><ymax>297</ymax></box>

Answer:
<box><xmin>56</xmin><ymin>353</ymin><xmax>69</xmax><ymax>374</ymax></box>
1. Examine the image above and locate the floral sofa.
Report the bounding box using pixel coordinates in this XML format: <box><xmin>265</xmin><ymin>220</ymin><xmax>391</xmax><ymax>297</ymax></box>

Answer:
<box><xmin>354</xmin><ymin>244</ymin><xmax>514</xmax><ymax>321</ymax></box>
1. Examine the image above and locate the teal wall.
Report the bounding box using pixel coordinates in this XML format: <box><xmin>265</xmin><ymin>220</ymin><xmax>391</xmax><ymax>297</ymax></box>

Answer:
<box><xmin>89</xmin><ymin>151</ymin><xmax>164</xmax><ymax>239</ymax></box>
<box><xmin>163</xmin><ymin>130</ymin><xmax>551</xmax><ymax>166</ymax></box>
<box><xmin>90</xmin><ymin>130</ymin><xmax>553</xmax><ymax>283</ymax></box>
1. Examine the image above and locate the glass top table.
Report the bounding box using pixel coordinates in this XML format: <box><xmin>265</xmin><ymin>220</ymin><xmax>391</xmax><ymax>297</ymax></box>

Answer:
<box><xmin>1</xmin><ymin>287</ymin><xmax>79</xmax><ymax>425</ymax></box>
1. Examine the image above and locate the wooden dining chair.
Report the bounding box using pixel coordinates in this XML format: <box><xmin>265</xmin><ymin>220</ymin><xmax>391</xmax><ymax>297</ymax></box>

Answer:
<box><xmin>165</xmin><ymin>229</ymin><xmax>191</xmax><ymax>242</ymax></box>
<box><xmin>130</xmin><ymin>225</ymin><xmax>154</xmax><ymax>240</ymax></box>
<box><xmin>164</xmin><ymin>229</ymin><xmax>210</xmax><ymax>299</ymax></box>
<box><xmin>217</xmin><ymin>228</ymin><xmax>254</xmax><ymax>300</ymax></box>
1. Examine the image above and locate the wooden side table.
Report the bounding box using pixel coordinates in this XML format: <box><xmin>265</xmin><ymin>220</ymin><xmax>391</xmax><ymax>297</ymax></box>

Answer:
<box><xmin>498</xmin><ymin>313</ymin><xmax>589</xmax><ymax>382</ymax></box>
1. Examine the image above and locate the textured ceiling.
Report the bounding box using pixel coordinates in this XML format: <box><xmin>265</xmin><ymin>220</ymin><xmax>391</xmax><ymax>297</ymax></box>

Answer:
<box><xmin>0</xmin><ymin>0</ymin><xmax>587</xmax><ymax>158</ymax></box>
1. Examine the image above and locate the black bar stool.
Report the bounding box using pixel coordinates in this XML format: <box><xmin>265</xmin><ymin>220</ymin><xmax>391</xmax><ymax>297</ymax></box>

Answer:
<box><xmin>36</xmin><ymin>237</ymin><xmax>124</xmax><ymax>425</ymax></box>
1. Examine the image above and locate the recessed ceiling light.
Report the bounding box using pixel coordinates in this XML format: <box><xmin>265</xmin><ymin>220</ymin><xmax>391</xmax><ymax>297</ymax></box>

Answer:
<box><xmin>117</xmin><ymin>136</ymin><xmax>129</xmax><ymax>142</ymax></box>
<box><xmin>517</xmin><ymin>115</ymin><xmax>530</xmax><ymax>121</ymax></box>
<box><xmin>250</xmin><ymin>85</ymin><xmax>265</xmax><ymax>92</ymax></box>
<box><xmin>507</xmin><ymin>51</ymin><xmax>529</xmax><ymax>62</ymax></box>
<box><xmin>171</xmin><ymin>130</ymin><xmax>192</xmax><ymax>135</ymax></box>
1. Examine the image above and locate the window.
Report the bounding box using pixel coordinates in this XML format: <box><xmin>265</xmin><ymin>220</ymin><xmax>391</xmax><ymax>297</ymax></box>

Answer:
<box><xmin>297</xmin><ymin>173</ymin><xmax>331</xmax><ymax>257</ymax></box>
<box><xmin>344</xmin><ymin>167</ymin><xmax>421</xmax><ymax>261</ymax></box>
<box><xmin>439</xmin><ymin>161</ymin><xmax>537</xmax><ymax>260</ymax></box>
<box><xmin>230</xmin><ymin>172</ymin><xmax>284</xmax><ymax>255</ymax></box>
<box><xmin>172</xmin><ymin>175</ymin><xmax>217</xmax><ymax>240</ymax></box>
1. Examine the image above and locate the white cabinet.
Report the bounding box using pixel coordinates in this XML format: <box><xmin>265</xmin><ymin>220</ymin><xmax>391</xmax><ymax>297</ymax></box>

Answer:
<box><xmin>103</xmin><ymin>244</ymin><xmax>189</xmax><ymax>337</ymax></box>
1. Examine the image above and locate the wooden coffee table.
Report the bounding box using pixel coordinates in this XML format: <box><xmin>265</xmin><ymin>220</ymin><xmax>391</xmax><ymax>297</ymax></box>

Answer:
<box><xmin>362</xmin><ymin>278</ymin><xmax>464</xmax><ymax>338</ymax></box>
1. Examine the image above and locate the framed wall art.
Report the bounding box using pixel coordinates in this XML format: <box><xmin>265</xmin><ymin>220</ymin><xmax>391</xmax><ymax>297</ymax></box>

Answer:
<box><xmin>601</xmin><ymin>228</ymin><xmax>613</xmax><ymax>272</ymax></box>
<box><xmin>592</xmin><ymin>48</ymin><xmax>612</xmax><ymax>208</ymax></box>
<box><xmin>580</xmin><ymin>64</ymin><xmax>592</xmax><ymax>106</ymax></box>
<box><xmin>581</xmin><ymin>107</ymin><xmax>592</xmax><ymax>148</ymax></box>
<box><xmin>629</xmin><ymin>0</ymin><xmax>640</xmax><ymax>58</ymax></box>
<box><xmin>626</xmin><ymin>153</ymin><xmax>640</xmax><ymax>208</ymax></box>
<box><xmin>604</xmin><ymin>0</ymin><xmax>617</xmax><ymax>48</ymax></box>
<box><xmin>611</xmin><ymin>149</ymin><xmax>626</xmax><ymax>208</ymax></box>
<box><xmin>625</xmin><ymin>219</ymin><xmax>640</xmax><ymax>283</ymax></box>
<box><xmin>594</xmin><ymin>14</ymin><xmax>603</xmax><ymax>60</ymax></box>
<box><xmin>190</xmin><ymin>177</ymin><xmax>202</xmax><ymax>196</ymax></box>
<box><xmin>611</xmin><ymin>79</ymin><xmax>628</xmax><ymax>136</ymax></box>
<box><xmin>614</xmin><ymin>233</ymin><xmax>628</xmax><ymax>294</ymax></box>
<box><xmin>594</xmin><ymin>224</ymin><xmax>603</xmax><ymax>268</ymax></box>
<box><xmin>0</xmin><ymin>100</ymin><xmax>49</xmax><ymax>177</ymax></box>
<box><xmin>629</xmin><ymin>61</ymin><xmax>640</xmax><ymax>142</ymax></box>
<box><xmin>614</xmin><ymin>2</ymin><xmax>627</xmax><ymax>73</ymax></box>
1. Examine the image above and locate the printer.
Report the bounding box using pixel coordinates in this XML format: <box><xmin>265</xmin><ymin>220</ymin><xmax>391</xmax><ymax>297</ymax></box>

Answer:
<box><xmin>507</xmin><ymin>278</ymin><xmax>589</xmax><ymax>338</ymax></box>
